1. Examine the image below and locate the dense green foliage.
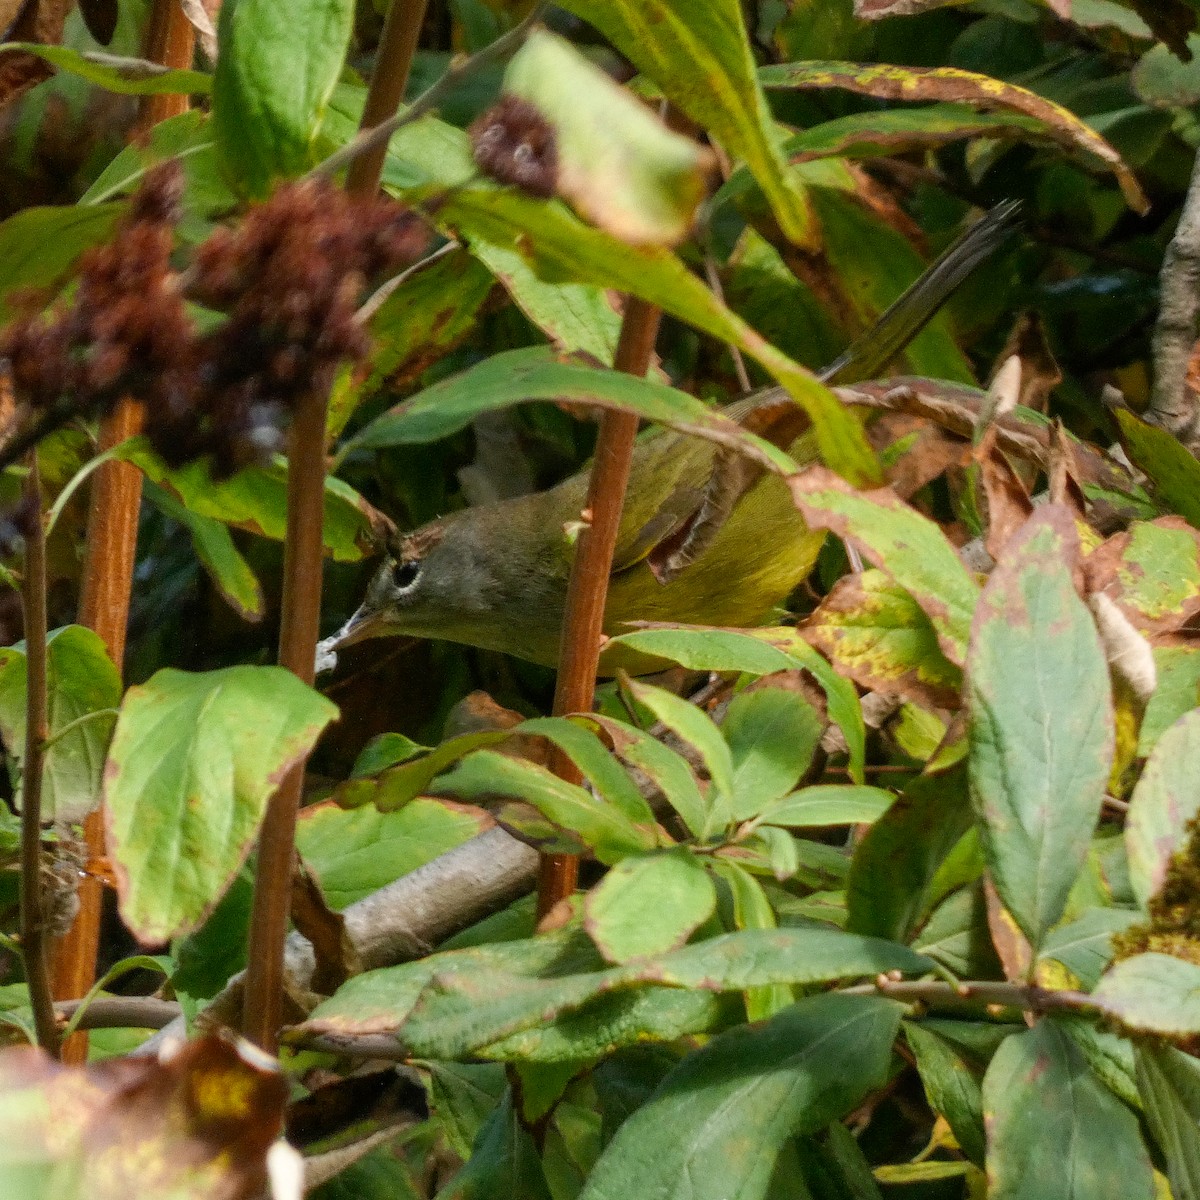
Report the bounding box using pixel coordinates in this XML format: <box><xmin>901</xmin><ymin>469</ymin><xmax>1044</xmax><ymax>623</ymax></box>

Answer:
<box><xmin>4</xmin><ymin>0</ymin><xmax>1200</xmax><ymax>1196</ymax></box>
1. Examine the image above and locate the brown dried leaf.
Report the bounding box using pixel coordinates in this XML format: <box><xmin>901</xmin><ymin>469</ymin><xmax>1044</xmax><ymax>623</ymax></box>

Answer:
<box><xmin>983</xmin><ymin>876</ymin><xmax>1034</xmax><ymax>991</ymax></box>
<box><xmin>976</xmin><ymin>449</ymin><xmax>1033</xmax><ymax>562</ymax></box>
<box><xmin>870</xmin><ymin>411</ymin><xmax>968</xmax><ymax>499</ymax></box>
<box><xmin>0</xmin><ymin>1036</ymin><xmax>292</xmax><ymax>1200</ymax></box>
<box><xmin>0</xmin><ymin>0</ymin><xmax>71</xmax><ymax>107</ymax></box>
<box><xmin>993</xmin><ymin>313</ymin><xmax>1062</xmax><ymax>416</ymax></box>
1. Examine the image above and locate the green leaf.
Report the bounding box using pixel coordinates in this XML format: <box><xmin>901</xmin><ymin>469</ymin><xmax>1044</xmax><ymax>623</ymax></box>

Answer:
<box><xmin>576</xmin><ymin>995</ymin><xmax>902</xmax><ymax>1200</ymax></box>
<box><xmin>847</xmin><ymin>766</ymin><xmax>974</xmax><ymax>942</ymax></box>
<box><xmin>0</xmin><ymin>626</ymin><xmax>121</xmax><ymax>823</ymax></box>
<box><xmin>468</xmin><ymin>240</ymin><xmax>620</xmax><ymax>362</ymax></box>
<box><xmin>299</xmin><ymin>928</ymin><xmax>603</xmax><ymax>1037</ymax></box>
<box><xmin>212</xmin><ymin>0</ymin><xmax>355</xmax><ymax>194</ymax></box>
<box><xmin>1126</xmin><ymin>709</ymin><xmax>1200</xmax><ymax>909</ymax></box>
<box><xmin>105</xmin><ymin>666</ymin><xmax>338</xmax><ymax>942</ymax></box>
<box><xmin>585</xmin><ymin>851</ymin><xmax>717</xmax><ymax>964</ymax></box>
<box><xmin>503</xmin><ymin>30</ymin><xmax>712</xmax><ymax>245</ymax></box>
<box><xmin>782</xmin><ymin>103</ymin><xmax>1059</xmax><ymax>164</ymax></box>
<box><xmin>334</xmin><ymin>728</ymin><xmax>510</xmax><ymax>811</ymax></box>
<box><xmin>711</xmin><ymin>858</ymin><xmax>792</xmax><ymax>1020</ymax></box>
<box><xmin>0</xmin><ymin>42</ymin><xmax>211</xmax><ymax>96</ymax></box>
<box><xmin>401</xmin><ymin>926</ymin><xmax>928</xmax><ymax>1060</ymax></box>
<box><xmin>0</xmin><ymin>204</ymin><xmax>123</xmax><ymax>324</ymax></box>
<box><xmin>791</xmin><ymin>468</ymin><xmax>980</xmax><ymax>665</ymax></box>
<box><xmin>350</xmin><ymin>111</ymin><xmax>876</xmax><ymax>480</ymax></box>
<box><xmin>295</xmin><ymin>798</ymin><xmax>490</xmax><ymax>909</ymax></box>
<box><xmin>1093</xmin><ymin>953</ymin><xmax>1200</xmax><ymax>1035</ymax></box>
<box><xmin>343</xmin><ymin>347</ymin><xmax>795</xmax><ymax>474</ymax></box>
<box><xmin>439</xmin><ymin>1091</ymin><xmax>552</xmax><ymax>1200</ymax></box>
<box><xmin>905</xmin><ymin>1021</ymin><xmax>986</xmax><ymax>1165</ymax></box>
<box><xmin>1133</xmin><ymin>36</ymin><xmax>1200</xmax><ymax>107</ymax></box>
<box><xmin>435</xmin><ymin>751</ymin><xmax>655</xmax><ymax>863</ymax></box>
<box><xmin>764</xmin><ymin>784</ymin><xmax>895</xmax><ymax>827</ymax></box>
<box><xmin>624</xmin><ymin>678</ymin><xmax>735</xmax><ymax>821</ymax></box>
<box><xmin>1037</xmin><ymin>907</ymin><xmax>1140</xmax><ymax>990</ymax></box>
<box><xmin>1116</xmin><ymin>407</ymin><xmax>1200</xmax><ymax>527</ymax></box>
<box><xmin>520</xmin><ymin>717</ymin><xmax>658</xmax><ymax>833</ymax></box>
<box><xmin>722</xmin><ymin>687</ymin><xmax>823</xmax><ymax>820</ymax></box>
<box><xmin>427</xmin><ymin>1061</ymin><xmax>508</xmax><ymax>1162</ymax></box>
<box><xmin>556</xmin><ymin>0</ymin><xmax>815</xmax><ymax>248</ymax></box>
<box><xmin>1140</xmin><ymin>646</ymin><xmax>1200</xmax><ymax>755</ymax></box>
<box><xmin>607</xmin><ymin>626</ymin><xmax>798</xmax><ymax>674</ymax></box>
<box><xmin>802</xmin><ymin>568</ymin><xmax>962</xmax><ymax>708</ymax></box>
<box><xmin>330</xmin><ymin>246</ymin><xmax>497</xmax><ymax>438</ymax></box>
<box><xmin>121</xmin><ymin>442</ymin><xmax>378</xmax><ymax>563</ymax></box>
<box><xmin>479</xmin><ymin>987</ymin><xmax>730</xmax><ymax>1065</ymax></box>
<box><xmin>588</xmin><ymin>716</ymin><xmax>708</xmax><ymax>840</ymax></box>
<box><xmin>142</xmin><ymin>481</ymin><xmax>264</xmax><ymax>621</ymax></box>
<box><xmin>982</xmin><ymin>1021</ymin><xmax>1155</xmax><ymax>1200</ymax></box>
<box><xmin>604</xmin><ymin>626</ymin><xmax>867</xmax><ymax>781</ymax></box>
<box><xmin>967</xmin><ymin>507</ymin><xmax>1113</xmax><ymax>950</ymax></box>
<box><xmin>300</xmin><ymin>926</ymin><xmax>930</xmax><ymax>1050</ymax></box>
<box><xmin>1136</xmin><ymin>1042</ymin><xmax>1200</xmax><ymax>1200</ymax></box>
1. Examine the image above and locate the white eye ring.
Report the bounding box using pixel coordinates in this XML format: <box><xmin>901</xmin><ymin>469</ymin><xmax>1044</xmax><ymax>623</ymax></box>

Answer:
<box><xmin>392</xmin><ymin>560</ymin><xmax>420</xmax><ymax>591</ymax></box>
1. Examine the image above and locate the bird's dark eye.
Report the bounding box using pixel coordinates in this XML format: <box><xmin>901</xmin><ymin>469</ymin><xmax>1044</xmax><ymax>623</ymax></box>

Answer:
<box><xmin>392</xmin><ymin>559</ymin><xmax>420</xmax><ymax>591</ymax></box>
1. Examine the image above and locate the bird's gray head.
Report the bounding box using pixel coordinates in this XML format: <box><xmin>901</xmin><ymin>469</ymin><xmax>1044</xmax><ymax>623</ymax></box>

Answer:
<box><xmin>317</xmin><ymin>504</ymin><xmax>567</xmax><ymax>668</ymax></box>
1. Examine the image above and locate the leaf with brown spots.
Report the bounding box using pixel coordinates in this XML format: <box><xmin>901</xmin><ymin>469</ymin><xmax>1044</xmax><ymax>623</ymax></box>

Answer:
<box><xmin>802</xmin><ymin>568</ymin><xmax>962</xmax><ymax>708</ymax></box>
<box><xmin>759</xmin><ymin>60</ymin><xmax>1148</xmax><ymax>214</ymax></box>
<box><xmin>791</xmin><ymin>466</ymin><xmax>980</xmax><ymax>665</ymax></box>
<box><xmin>1084</xmin><ymin>517</ymin><xmax>1200</xmax><ymax>639</ymax></box>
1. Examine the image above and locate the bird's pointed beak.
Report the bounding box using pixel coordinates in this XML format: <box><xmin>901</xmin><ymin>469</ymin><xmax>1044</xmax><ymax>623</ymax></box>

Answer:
<box><xmin>314</xmin><ymin>604</ymin><xmax>394</xmax><ymax>674</ymax></box>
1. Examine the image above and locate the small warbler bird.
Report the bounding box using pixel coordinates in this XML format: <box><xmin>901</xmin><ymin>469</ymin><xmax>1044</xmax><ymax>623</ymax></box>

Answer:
<box><xmin>321</xmin><ymin>203</ymin><xmax>1018</xmax><ymax>672</ymax></box>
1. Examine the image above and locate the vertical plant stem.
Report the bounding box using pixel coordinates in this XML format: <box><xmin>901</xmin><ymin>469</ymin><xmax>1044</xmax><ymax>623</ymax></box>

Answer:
<box><xmin>346</xmin><ymin>0</ymin><xmax>430</xmax><ymax>197</ymax></box>
<box><xmin>49</xmin><ymin>0</ymin><xmax>194</xmax><ymax>1067</ymax></box>
<box><xmin>537</xmin><ymin>298</ymin><xmax>663</xmax><ymax>918</ymax></box>
<box><xmin>242</xmin><ymin>0</ymin><xmax>430</xmax><ymax>1055</ymax></box>
<box><xmin>243</xmin><ymin>389</ymin><xmax>328</xmax><ymax>1051</ymax></box>
<box><xmin>19</xmin><ymin>455</ymin><xmax>60</xmax><ymax>1057</ymax></box>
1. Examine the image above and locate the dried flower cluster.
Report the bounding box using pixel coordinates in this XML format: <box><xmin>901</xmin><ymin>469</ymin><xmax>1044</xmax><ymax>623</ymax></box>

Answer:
<box><xmin>0</xmin><ymin>163</ymin><xmax>428</xmax><ymax>475</ymax></box>
<box><xmin>469</xmin><ymin>95</ymin><xmax>559</xmax><ymax>199</ymax></box>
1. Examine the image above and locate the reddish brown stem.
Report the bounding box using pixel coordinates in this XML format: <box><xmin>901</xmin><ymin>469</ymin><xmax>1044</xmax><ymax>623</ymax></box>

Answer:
<box><xmin>346</xmin><ymin>0</ymin><xmax>430</xmax><ymax>197</ymax></box>
<box><xmin>241</xmin><ymin>0</ymin><xmax>430</xmax><ymax>1054</ymax></box>
<box><xmin>49</xmin><ymin>0</ymin><xmax>194</xmax><ymax>1067</ymax></box>
<box><xmin>243</xmin><ymin>388</ymin><xmax>328</xmax><ymax>1051</ymax></box>
<box><xmin>19</xmin><ymin>454</ymin><xmax>60</xmax><ymax>1057</ymax></box>
<box><xmin>537</xmin><ymin>298</ymin><xmax>663</xmax><ymax>918</ymax></box>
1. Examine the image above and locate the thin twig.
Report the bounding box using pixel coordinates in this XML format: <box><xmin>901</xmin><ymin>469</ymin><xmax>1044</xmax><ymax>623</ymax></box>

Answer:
<box><xmin>54</xmin><ymin>994</ymin><xmax>180</xmax><ymax>1031</ymax></box>
<box><xmin>538</xmin><ymin>297</ymin><xmax>664</xmax><ymax>917</ymax></box>
<box><xmin>1150</xmin><ymin>149</ymin><xmax>1200</xmax><ymax>439</ymax></box>
<box><xmin>842</xmin><ymin>973</ymin><xmax>1095</xmax><ymax>1014</ymax></box>
<box><xmin>313</xmin><ymin>6</ymin><xmax>545</xmax><ymax>182</ymax></box>
<box><xmin>18</xmin><ymin>453</ymin><xmax>59</xmax><ymax>1057</ymax></box>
